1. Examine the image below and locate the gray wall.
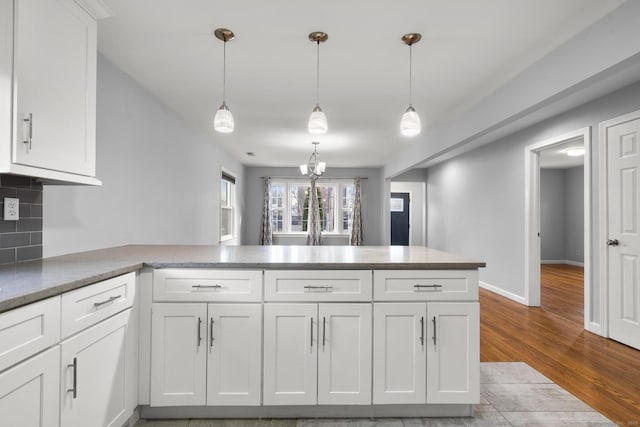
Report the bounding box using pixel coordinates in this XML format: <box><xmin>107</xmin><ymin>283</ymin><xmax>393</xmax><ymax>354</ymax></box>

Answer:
<box><xmin>540</xmin><ymin>166</ymin><xmax>584</xmax><ymax>263</ymax></box>
<box><xmin>565</xmin><ymin>166</ymin><xmax>584</xmax><ymax>263</ymax></box>
<box><xmin>243</xmin><ymin>167</ymin><xmax>384</xmax><ymax>245</ymax></box>
<box><xmin>43</xmin><ymin>55</ymin><xmax>245</xmax><ymax>257</ymax></box>
<box><xmin>426</xmin><ymin>79</ymin><xmax>640</xmax><ymax>324</ymax></box>
<box><xmin>540</xmin><ymin>169</ymin><xmax>566</xmax><ymax>261</ymax></box>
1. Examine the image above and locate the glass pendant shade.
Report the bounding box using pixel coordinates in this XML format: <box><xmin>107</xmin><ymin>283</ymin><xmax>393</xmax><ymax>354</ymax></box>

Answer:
<box><xmin>214</xmin><ymin>103</ymin><xmax>234</xmax><ymax>133</ymax></box>
<box><xmin>400</xmin><ymin>105</ymin><xmax>421</xmax><ymax>136</ymax></box>
<box><xmin>308</xmin><ymin>105</ymin><xmax>328</xmax><ymax>134</ymax></box>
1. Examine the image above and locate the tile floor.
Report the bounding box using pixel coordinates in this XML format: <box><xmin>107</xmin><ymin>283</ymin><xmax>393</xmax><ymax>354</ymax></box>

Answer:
<box><xmin>134</xmin><ymin>362</ymin><xmax>616</xmax><ymax>427</ymax></box>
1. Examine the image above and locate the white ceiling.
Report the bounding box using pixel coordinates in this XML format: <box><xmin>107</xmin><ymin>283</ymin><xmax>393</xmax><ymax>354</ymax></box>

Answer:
<box><xmin>539</xmin><ymin>138</ymin><xmax>585</xmax><ymax>169</ymax></box>
<box><xmin>97</xmin><ymin>0</ymin><xmax>625</xmax><ymax>168</ymax></box>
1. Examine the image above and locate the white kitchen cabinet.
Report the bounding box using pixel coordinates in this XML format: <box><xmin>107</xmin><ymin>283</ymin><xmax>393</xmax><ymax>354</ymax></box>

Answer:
<box><xmin>0</xmin><ymin>346</ymin><xmax>60</xmax><ymax>427</ymax></box>
<box><xmin>60</xmin><ymin>309</ymin><xmax>132</xmax><ymax>427</ymax></box>
<box><xmin>426</xmin><ymin>302</ymin><xmax>479</xmax><ymax>404</ymax></box>
<box><xmin>372</xmin><ymin>303</ymin><xmax>426</xmax><ymax>404</ymax></box>
<box><xmin>373</xmin><ymin>302</ymin><xmax>479</xmax><ymax>405</ymax></box>
<box><xmin>0</xmin><ymin>0</ymin><xmax>101</xmax><ymax>185</ymax></box>
<box><xmin>263</xmin><ymin>303</ymin><xmax>372</xmax><ymax>406</ymax></box>
<box><xmin>150</xmin><ymin>302</ymin><xmax>262</xmax><ymax>407</ymax></box>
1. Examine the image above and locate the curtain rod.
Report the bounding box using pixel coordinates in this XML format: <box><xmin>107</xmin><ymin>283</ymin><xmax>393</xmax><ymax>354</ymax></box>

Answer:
<box><xmin>259</xmin><ymin>176</ymin><xmax>368</xmax><ymax>180</ymax></box>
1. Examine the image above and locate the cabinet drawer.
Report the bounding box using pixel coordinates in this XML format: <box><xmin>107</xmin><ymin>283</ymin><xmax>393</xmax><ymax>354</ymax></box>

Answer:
<box><xmin>374</xmin><ymin>270</ymin><xmax>478</xmax><ymax>301</ymax></box>
<box><xmin>0</xmin><ymin>296</ymin><xmax>60</xmax><ymax>372</ymax></box>
<box><xmin>61</xmin><ymin>272</ymin><xmax>135</xmax><ymax>339</ymax></box>
<box><xmin>153</xmin><ymin>269</ymin><xmax>262</xmax><ymax>302</ymax></box>
<box><xmin>264</xmin><ymin>270</ymin><xmax>372</xmax><ymax>302</ymax></box>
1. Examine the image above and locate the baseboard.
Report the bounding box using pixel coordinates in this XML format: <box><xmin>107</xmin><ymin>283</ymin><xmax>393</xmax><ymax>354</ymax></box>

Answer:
<box><xmin>479</xmin><ymin>281</ymin><xmax>527</xmax><ymax>305</ymax></box>
<box><xmin>541</xmin><ymin>259</ymin><xmax>584</xmax><ymax>267</ymax></box>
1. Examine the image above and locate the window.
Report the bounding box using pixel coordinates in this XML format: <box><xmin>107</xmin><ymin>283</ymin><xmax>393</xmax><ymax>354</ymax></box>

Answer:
<box><xmin>269</xmin><ymin>180</ymin><xmax>355</xmax><ymax>234</ymax></box>
<box><xmin>221</xmin><ymin>172</ymin><xmax>235</xmax><ymax>242</ymax></box>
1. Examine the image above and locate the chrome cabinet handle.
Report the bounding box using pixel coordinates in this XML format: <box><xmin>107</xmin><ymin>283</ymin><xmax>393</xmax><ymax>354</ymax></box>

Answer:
<box><xmin>310</xmin><ymin>317</ymin><xmax>314</xmax><ymax>349</ymax></box>
<box><xmin>67</xmin><ymin>357</ymin><xmax>77</xmax><ymax>399</ymax></box>
<box><xmin>23</xmin><ymin>113</ymin><xmax>33</xmax><ymax>150</ymax></box>
<box><xmin>197</xmin><ymin>317</ymin><xmax>202</xmax><ymax>347</ymax></box>
<box><xmin>192</xmin><ymin>284</ymin><xmax>223</xmax><ymax>289</ymax></box>
<box><xmin>93</xmin><ymin>295</ymin><xmax>121</xmax><ymax>308</ymax></box>
<box><xmin>414</xmin><ymin>284</ymin><xmax>443</xmax><ymax>290</ymax></box>
<box><xmin>303</xmin><ymin>285</ymin><xmax>333</xmax><ymax>292</ymax></box>
<box><xmin>606</xmin><ymin>239</ymin><xmax>619</xmax><ymax>246</ymax></box>
<box><xmin>432</xmin><ymin>316</ymin><xmax>437</xmax><ymax>347</ymax></box>
<box><xmin>210</xmin><ymin>317</ymin><xmax>214</xmax><ymax>347</ymax></box>
<box><xmin>420</xmin><ymin>316</ymin><xmax>424</xmax><ymax>347</ymax></box>
<box><xmin>322</xmin><ymin>317</ymin><xmax>326</xmax><ymax>349</ymax></box>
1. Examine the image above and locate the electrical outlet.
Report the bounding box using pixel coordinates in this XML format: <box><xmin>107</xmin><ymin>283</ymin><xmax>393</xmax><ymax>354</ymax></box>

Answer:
<box><xmin>4</xmin><ymin>198</ymin><xmax>19</xmax><ymax>221</ymax></box>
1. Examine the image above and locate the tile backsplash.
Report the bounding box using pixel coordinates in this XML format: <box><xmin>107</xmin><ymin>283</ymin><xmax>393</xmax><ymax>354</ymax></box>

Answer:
<box><xmin>0</xmin><ymin>175</ymin><xmax>43</xmax><ymax>264</ymax></box>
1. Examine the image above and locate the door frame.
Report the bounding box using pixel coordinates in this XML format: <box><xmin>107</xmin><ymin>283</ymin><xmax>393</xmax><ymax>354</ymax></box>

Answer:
<box><xmin>390</xmin><ymin>191</ymin><xmax>412</xmax><ymax>245</ymax></box>
<box><xmin>598</xmin><ymin>109</ymin><xmax>640</xmax><ymax>338</ymax></box>
<box><xmin>524</xmin><ymin>127</ymin><xmax>593</xmax><ymax>330</ymax></box>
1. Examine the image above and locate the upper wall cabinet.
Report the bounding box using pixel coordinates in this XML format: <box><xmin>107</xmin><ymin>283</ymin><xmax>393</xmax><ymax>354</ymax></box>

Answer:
<box><xmin>0</xmin><ymin>0</ymin><xmax>109</xmax><ymax>185</ymax></box>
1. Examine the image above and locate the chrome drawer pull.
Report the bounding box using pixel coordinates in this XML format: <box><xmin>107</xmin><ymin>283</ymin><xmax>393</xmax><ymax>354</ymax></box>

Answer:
<box><xmin>93</xmin><ymin>295</ymin><xmax>121</xmax><ymax>308</ymax></box>
<box><xmin>303</xmin><ymin>285</ymin><xmax>333</xmax><ymax>292</ymax></box>
<box><xmin>413</xmin><ymin>284</ymin><xmax>443</xmax><ymax>290</ymax></box>
<box><xmin>192</xmin><ymin>284</ymin><xmax>223</xmax><ymax>289</ymax></box>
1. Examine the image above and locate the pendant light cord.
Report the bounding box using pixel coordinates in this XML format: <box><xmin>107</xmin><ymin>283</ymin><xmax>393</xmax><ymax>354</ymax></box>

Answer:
<box><xmin>316</xmin><ymin>40</ymin><xmax>320</xmax><ymax>107</ymax></box>
<box><xmin>222</xmin><ymin>40</ymin><xmax>227</xmax><ymax>104</ymax></box>
<box><xmin>409</xmin><ymin>43</ymin><xmax>413</xmax><ymax>107</ymax></box>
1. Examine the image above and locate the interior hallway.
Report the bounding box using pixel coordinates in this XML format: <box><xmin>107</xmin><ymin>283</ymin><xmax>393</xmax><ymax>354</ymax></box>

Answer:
<box><xmin>480</xmin><ymin>264</ymin><xmax>640</xmax><ymax>424</ymax></box>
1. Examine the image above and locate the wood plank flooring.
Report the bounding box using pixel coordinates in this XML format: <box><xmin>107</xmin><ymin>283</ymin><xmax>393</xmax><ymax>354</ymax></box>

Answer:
<box><xmin>481</xmin><ymin>264</ymin><xmax>640</xmax><ymax>424</ymax></box>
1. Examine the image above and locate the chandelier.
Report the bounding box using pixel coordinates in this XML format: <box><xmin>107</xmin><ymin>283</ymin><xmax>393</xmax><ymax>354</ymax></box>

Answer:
<box><xmin>213</xmin><ymin>28</ymin><xmax>235</xmax><ymax>133</ymax></box>
<box><xmin>300</xmin><ymin>142</ymin><xmax>326</xmax><ymax>179</ymax></box>
<box><xmin>308</xmin><ymin>32</ymin><xmax>328</xmax><ymax>134</ymax></box>
<box><xmin>400</xmin><ymin>32</ymin><xmax>421</xmax><ymax>137</ymax></box>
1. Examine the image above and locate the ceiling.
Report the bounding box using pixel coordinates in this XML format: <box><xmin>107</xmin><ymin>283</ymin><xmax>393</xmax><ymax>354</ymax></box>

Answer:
<box><xmin>97</xmin><ymin>0</ymin><xmax>625</xmax><ymax>168</ymax></box>
<box><xmin>539</xmin><ymin>139</ymin><xmax>585</xmax><ymax>169</ymax></box>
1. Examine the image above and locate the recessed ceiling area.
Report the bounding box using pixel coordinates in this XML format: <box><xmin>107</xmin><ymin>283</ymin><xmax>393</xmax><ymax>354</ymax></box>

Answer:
<box><xmin>98</xmin><ymin>0</ymin><xmax>625</xmax><ymax>168</ymax></box>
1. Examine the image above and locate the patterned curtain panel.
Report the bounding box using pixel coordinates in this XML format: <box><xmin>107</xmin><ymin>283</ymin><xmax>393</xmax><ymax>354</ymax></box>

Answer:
<box><xmin>306</xmin><ymin>178</ymin><xmax>322</xmax><ymax>246</ymax></box>
<box><xmin>350</xmin><ymin>177</ymin><xmax>363</xmax><ymax>245</ymax></box>
<box><xmin>259</xmin><ymin>177</ymin><xmax>273</xmax><ymax>245</ymax></box>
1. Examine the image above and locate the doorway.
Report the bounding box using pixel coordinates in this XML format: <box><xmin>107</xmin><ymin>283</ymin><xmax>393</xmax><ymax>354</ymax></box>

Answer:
<box><xmin>390</xmin><ymin>192</ymin><xmax>410</xmax><ymax>245</ymax></box>
<box><xmin>524</xmin><ymin>127</ymin><xmax>593</xmax><ymax>332</ymax></box>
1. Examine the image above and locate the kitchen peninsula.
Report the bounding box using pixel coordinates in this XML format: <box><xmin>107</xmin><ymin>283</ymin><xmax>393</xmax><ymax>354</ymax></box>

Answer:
<box><xmin>0</xmin><ymin>245</ymin><xmax>485</xmax><ymax>425</ymax></box>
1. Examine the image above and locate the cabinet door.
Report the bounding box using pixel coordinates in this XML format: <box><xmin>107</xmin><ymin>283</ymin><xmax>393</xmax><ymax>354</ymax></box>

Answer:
<box><xmin>263</xmin><ymin>303</ymin><xmax>317</xmax><ymax>405</ymax></box>
<box><xmin>318</xmin><ymin>303</ymin><xmax>371</xmax><ymax>405</ymax></box>
<box><xmin>426</xmin><ymin>302</ymin><xmax>479</xmax><ymax>404</ymax></box>
<box><xmin>207</xmin><ymin>304</ymin><xmax>262</xmax><ymax>406</ymax></box>
<box><xmin>0</xmin><ymin>346</ymin><xmax>60</xmax><ymax>427</ymax></box>
<box><xmin>373</xmin><ymin>303</ymin><xmax>426</xmax><ymax>404</ymax></box>
<box><xmin>150</xmin><ymin>303</ymin><xmax>207</xmax><ymax>406</ymax></box>
<box><xmin>13</xmin><ymin>0</ymin><xmax>96</xmax><ymax>175</ymax></box>
<box><xmin>60</xmin><ymin>310</ymin><xmax>130</xmax><ymax>427</ymax></box>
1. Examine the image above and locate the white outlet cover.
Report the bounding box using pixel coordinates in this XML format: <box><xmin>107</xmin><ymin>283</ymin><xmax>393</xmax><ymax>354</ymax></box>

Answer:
<box><xmin>4</xmin><ymin>197</ymin><xmax>19</xmax><ymax>221</ymax></box>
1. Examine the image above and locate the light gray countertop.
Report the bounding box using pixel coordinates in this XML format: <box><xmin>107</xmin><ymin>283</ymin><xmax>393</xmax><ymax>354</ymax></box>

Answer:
<box><xmin>0</xmin><ymin>245</ymin><xmax>485</xmax><ymax>313</ymax></box>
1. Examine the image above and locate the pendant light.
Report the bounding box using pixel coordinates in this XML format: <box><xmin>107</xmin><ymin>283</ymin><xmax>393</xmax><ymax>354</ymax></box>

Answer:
<box><xmin>400</xmin><ymin>33</ymin><xmax>421</xmax><ymax>137</ymax></box>
<box><xmin>308</xmin><ymin>32</ymin><xmax>328</xmax><ymax>134</ymax></box>
<box><xmin>213</xmin><ymin>28</ymin><xmax>235</xmax><ymax>133</ymax></box>
<box><xmin>300</xmin><ymin>142</ymin><xmax>326</xmax><ymax>179</ymax></box>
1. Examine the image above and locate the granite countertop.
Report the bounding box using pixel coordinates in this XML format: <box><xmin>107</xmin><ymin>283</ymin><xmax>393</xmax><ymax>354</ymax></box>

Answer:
<box><xmin>0</xmin><ymin>245</ymin><xmax>485</xmax><ymax>313</ymax></box>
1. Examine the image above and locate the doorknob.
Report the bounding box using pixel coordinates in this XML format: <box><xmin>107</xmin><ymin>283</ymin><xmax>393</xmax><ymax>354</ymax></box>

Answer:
<box><xmin>607</xmin><ymin>239</ymin><xmax>619</xmax><ymax>246</ymax></box>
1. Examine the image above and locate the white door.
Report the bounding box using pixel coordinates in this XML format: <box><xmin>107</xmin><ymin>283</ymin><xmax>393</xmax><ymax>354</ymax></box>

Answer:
<box><xmin>606</xmin><ymin>116</ymin><xmax>640</xmax><ymax>350</ymax></box>
<box><xmin>207</xmin><ymin>303</ymin><xmax>262</xmax><ymax>406</ymax></box>
<box><xmin>317</xmin><ymin>303</ymin><xmax>372</xmax><ymax>405</ymax></box>
<box><xmin>60</xmin><ymin>310</ymin><xmax>129</xmax><ymax>427</ymax></box>
<box><xmin>426</xmin><ymin>303</ymin><xmax>479</xmax><ymax>404</ymax></box>
<box><xmin>263</xmin><ymin>303</ymin><xmax>317</xmax><ymax>405</ymax></box>
<box><xmin>372</xmin><ymin>303</ymin><xmax>426</xmax><ymax>404</ymax></box>
<box><xmin>150</xmin><ymin>303</ymin><xmax>207</xmax><ymax>406</ymax></box>
<box><xmin>13</xmin><ymin>0</ymin><xmax>96</xmax><ymax>175</ymax></box>
<box><xmin>0</xmin><ymin>346</ymin><xmax>60</xmax><ymax>427</ymax></box>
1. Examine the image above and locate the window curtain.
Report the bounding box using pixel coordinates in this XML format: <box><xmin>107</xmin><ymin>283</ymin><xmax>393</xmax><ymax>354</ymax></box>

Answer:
<box><xmin>350</xmin><ymin>177</ymin><xmax>363</xmax><ymax>245</ymax></box>
<box><xmin>306</xmin><ymin>178</ymin><xmax>322</xmax><ymax>246</ymax></box>
<box><xmin>259</xmin><ymin>177</ymin><xmax>273</xmax><ymax>245</ymax></box>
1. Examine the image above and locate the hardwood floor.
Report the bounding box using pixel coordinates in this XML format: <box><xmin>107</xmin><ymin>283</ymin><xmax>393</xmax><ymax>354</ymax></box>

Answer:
<box><xmin>481</xmin><ymin>264</ymin><xmax>640</xmax><ymax>424</ymax></box>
